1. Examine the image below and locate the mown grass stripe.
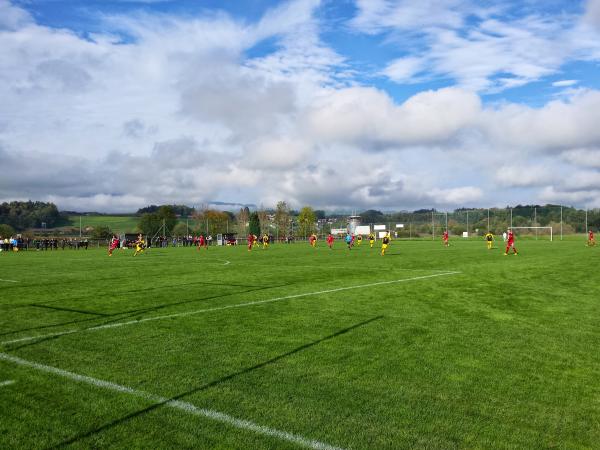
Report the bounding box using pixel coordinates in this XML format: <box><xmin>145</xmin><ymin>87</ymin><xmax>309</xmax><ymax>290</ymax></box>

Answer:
<box><xmin>1</xmin><ymin>271</ymin><xmax>460</xmax><ymax>345</ymax></box>
<box><xmin>0</xmin><ymin>353</ymin><xmax>343</xmax><ymax>450</ymax></box>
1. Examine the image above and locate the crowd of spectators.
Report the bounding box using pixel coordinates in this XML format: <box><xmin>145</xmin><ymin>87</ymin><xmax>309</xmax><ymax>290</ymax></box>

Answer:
<box><xmin>1</xmin><ymin>233</ymin><xmax>296</xmax><ymax>253</ymax></box>
<box><xmin>0</xmin><ymin>236</ymin><xmax>90</xmax><ymax>251</ymax></box>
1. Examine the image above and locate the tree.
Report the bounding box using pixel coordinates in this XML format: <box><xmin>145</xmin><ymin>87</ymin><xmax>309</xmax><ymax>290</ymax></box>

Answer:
<box><xmin>138</xmin><ymin>205</ymin><xmax>178</xmax><ymax>236</ymax></box>
<box><xmin>0</xmin><ymin>223</ymin><xmax>15</xmax><ymax>237</ymax></box>
<box><xmin>297</xmin><ymin>206</ymin><xmax>316</xmax><ymax>237</ymax></box>
<box><xmin>237</xmin><ymin>207</ymin><xmax>249</xmax><ymax>236</ymax></box>
<box><xmin>91</xmin><ymin>226</ymin><xmax>113</xmax><ymax>240</ymax></box>
<box><xmin>257</xmin><ymin>209</ymin><xmax>269</xmax><ymax>235</ymax></box>
<box><xmin>172</xmin><ymin>223</ymin><xmax>189</xmax><ymax>237</ymax></box>
<box><xmin>0</xmin><ymin>201</ymin><xmax>66</xmax><ymax>230</ymax></box>
<box><xmin>248</xmin><ymin>212</ymin><xmax>261</xmax><ymax>237</ymax></box>
<box><xmin>137</xmin><ymin>204</ymin><xmax>194</xmax><ymax>217</ymax></box>
<box><xmin>193</xmin><ymin>209</ymin><xmax>229</xmax><ymax>236</ymax></box>
<box><xmin>157</xmin><ymin>206</ymin><xmax>178</xmax><ymax>234</ymax></box>
<box><xmin>138</xmin><ymin>213</ymin><xmax>162</xmax><ymax>236</ymax></box>
<box><xmin>274</xmin><ymin>201</ymin><xmax>291</xmax><ymax>238</ymax></box>
<box><xmin>360</xmin><ymin>209</ymin><xmax>384</xmax><ymax>224</ymax></box>
<box><xmin>314</xmin><ymin>210</ymin><xmax>326</xmax><ymax>220</ymax></box>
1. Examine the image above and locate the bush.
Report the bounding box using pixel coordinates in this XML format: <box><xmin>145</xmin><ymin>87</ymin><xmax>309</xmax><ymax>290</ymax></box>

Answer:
<box><xmin>0</xmin><ymin>223</ymin><xmax>15</xmax><ymax>237</ymax></box>
<box><xmin>91</xmin><ymin>226</ymin><xmax>113</xmax><ymax>240</ymax></box>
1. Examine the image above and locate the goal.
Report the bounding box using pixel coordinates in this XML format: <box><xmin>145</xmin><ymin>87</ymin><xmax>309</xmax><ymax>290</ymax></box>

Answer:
<box><xmin>510</xmin><ymin>226</ymin><xmax>553</xmax><ymax>241</ymax></box>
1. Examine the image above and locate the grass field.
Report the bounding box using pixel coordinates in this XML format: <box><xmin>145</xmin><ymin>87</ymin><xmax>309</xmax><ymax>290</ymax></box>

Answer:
<box><xmin>1</xmin><ymin>238</ymin><xmax>599</xmax><ymax>449</ymax></box>
<box><xmin>64</xmin><ymin>215</ymin><xmax>192</xmax><ymax>235</ymax></box>
<box><xmin>66</xmin><ymin>215</ymin><xmax>142</xmax><ymax>234</ymax></box>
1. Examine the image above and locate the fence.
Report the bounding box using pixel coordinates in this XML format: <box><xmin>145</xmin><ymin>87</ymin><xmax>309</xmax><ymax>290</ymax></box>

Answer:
<box><xmin>11</xmin><ymin>206</ymin><xmax>597</xmax><ymax>243</ymax></box>
<box><xmin>314</xmin><ymin>206</ymin><xmax>600</xmax><ymax>240</ymax></box>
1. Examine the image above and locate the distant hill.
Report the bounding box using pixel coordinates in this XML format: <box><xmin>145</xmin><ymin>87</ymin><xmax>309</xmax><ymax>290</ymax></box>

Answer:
<box><xmin>66</xmin><ymin>215</ymin><xmax>142</xmax><ymax>234</ymax></box>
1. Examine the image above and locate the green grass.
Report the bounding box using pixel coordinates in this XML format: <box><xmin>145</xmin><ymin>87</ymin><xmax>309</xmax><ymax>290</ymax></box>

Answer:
<box><xmin>65</xmin><ymin>215</ymin><xmax>191</xmax><ymax>234</ymax></box>
<box><xmin>66</xmin><ymin>215</ymin><xmax>142</xmax><ymax>234</ymax></box>
<box><xmin>1</xmin><ymin>239</ymin><xmax>599</xmax><ymax>449</ymax></box>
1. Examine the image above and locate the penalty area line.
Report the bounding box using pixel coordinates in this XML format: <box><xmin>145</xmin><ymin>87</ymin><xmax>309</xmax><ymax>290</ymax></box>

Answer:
<box><xmin>0</xmin><ymin>353</ymin><xmax>344</xmax><ymax>450</ymax></box>
<box><xmin>0</xmin><ymin>279</ymin><xmax>18</xmax><ymax>283</ymax></box>
<box><xmin>0</xmin><ymin>379</ymin><xmax>16</xmax><ymax>387</ymax></box>
<box><xmin>1</xmin><ymin>271</ymin><xmax>460</xmax><ymax>346</ymax></box>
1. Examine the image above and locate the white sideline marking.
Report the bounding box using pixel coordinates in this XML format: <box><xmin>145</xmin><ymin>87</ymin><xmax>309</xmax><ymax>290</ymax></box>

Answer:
<box><xmin>244</xmin><ymin>263</ymin><xmax>452</xmax><ymax>272</ymax></box>
<box><xmin>0</xmin><ymin>353</ymin><xmax>343</xmax><ymax>450</ymax></box>
<box><xmin>1</xmin><ymin>271</ymin><xmax>460</xmax><ymax>345</ymax></box>
<box><xmin>0</xmin><ymin>379</ymin><xmax>16</xmax><ymax>387</ymax></box>
<box><xmin>0</xmin><ymin>279</ymin><xmax>18</xmax><ymax>283</ymax></box>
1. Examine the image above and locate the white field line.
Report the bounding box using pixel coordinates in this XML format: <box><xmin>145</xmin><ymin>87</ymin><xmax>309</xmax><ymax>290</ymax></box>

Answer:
<box><xmin>0</xmin><ymin>353</ymin><xmax>343</xmax><ymax>450</ymax></box>
<box><xmin>2</xmin><ymin>271</ymin><xmax>460</xmax><ymax>345</ymax></box>
<box><xmin>0</xmin><ymin>379</ymin><xmax>16</xmax><ymax>387</ymax></box>
<box><xmin>243</xmin><ymin>263</ymin><xmax>453</xmax><ymax>272</ymax></box>
<box><xmin>0</xmin><ymin>279</ymin><xmax>18</xmax><ymax>283</ymax></box>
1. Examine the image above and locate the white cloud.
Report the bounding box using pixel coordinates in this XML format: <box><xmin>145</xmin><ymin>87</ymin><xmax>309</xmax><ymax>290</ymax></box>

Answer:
<box><xmin>305</xmin><ymin>86</ymin><xmax>481</xmax><ymax>146</ymax></box>
<box><xmin>350</xmin><ymin>0</ymin><xmax>468</xmax><ymax>34</ymax></box>
<box><xmin>562</xmin><ymin>147</ymin><xmax>600</xmax><ymax>168</ymax></box>
<box><xmin>0</xmin><ymin>0</ymin><xmax>32</xmax><ymax>30</ymax></box>
<box><xmin>494</xmin><ymin>165</ymin><xmax>556</xmax><ymax>188</ymax></box>
<box><xmin>552</xmin><ymin>79</ymin><xmax>578</xmax><ymax>87</ymax></box>
<box><xmin>351</xmin><ymin>1</ymin><xmax>600</xmax><ymax>93</ymax></box>
<box><xmin>539</xmin><ymin>186</ymin><xmax>600</xmax><ymax>208</ymax></box>
<box><xmin>584</xmin><ymin>0</ymin><xmax>600</xmax><ymax>27</ymax></box>
<box><xmin>1</xmin><ymin>0</ymin><xmax>600</xmax><ymax>212</ymax></box>
<box><xmin>381</xmin><ymin>57</ymin><xmax>425</xmax><ymax>83</ymax></box>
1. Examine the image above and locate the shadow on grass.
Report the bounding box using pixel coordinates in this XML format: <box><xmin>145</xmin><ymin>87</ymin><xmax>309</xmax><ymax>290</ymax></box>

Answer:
<box><xmin>29</xmin><ymin>304</ymin><xmax>110</xmax><ymax>316</ymax></box>
<box><xmin>4</xmin><ymin>283</ymin><xmax>291</xmax><ymax>351</ymax></box>
<box><xmin>48</xmin><ymin>315</ymin><xmax>384</xmax><ymax>449</ymax></box>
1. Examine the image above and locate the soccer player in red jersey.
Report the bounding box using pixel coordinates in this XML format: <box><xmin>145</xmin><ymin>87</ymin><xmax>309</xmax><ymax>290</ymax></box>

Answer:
<box><xmin>197</xmin><ymin>234</ymin><xmax>207</xmax><ymax>250</ymax></box>
<box><xmin>108</xmin><ymin>235</ymin><xmax>119</xmax><ymax>256</ymax></box>
<box><xmin>326</xmin><ymin>233</ymin><xmax>334</xmax><ymax>249</ymax></box>
<box><xmin>588</xmin><ymin>230</ymin><xmax>596</xmax><ymax>246</ymax></box>
<box><xmin>504</xmin><ymin>229</ymin><xmax>518</xmax><ymax>255</ymax></box>
<box><xmin>443</xmin><ymin>230</ymin><xmax>449</xmax><ymax>247</ymax></box>
<box><xmin>247</xmin><ymin>234</ymin><xmax>254</xmax><ymax>251</ymax></box>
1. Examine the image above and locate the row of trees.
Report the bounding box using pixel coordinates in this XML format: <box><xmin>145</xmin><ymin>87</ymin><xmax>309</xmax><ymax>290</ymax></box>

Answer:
<box><xmin>75</xmin><ymin>204</ymin><xmax>600</xmax><ymax>239</ymax></box>
<box><xmin>2</xmin><ymin>201</ymin><xmax>598</xmax><ymax>238</ymax></box>
<box><xmin>131</xmin><ymin>202</ymin><xmax>321</xmax><ymax>239</ymax></box>
<box><xmin>0</xmin><ymin>201</ymin><xmax>66</xmax><ymax>231</ymax></box>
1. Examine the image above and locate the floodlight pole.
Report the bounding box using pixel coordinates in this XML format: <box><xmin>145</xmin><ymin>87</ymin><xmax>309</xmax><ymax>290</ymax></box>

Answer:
<box><xmin>79</xmin><ymin>216</ymin><xmax>82</xmax><ymax>238</ymax></box>
<box><xmin>445</xmin><ymin>212</ymin><xmax>448</xmax><ymax>231</ymax></box>
<box><xmin>534</xmin><ymin>207</ymin><xmax>538</xmax><ymax>240</ymax></box>
<box><xmin>432</xmin><ymin>211</ymin><xmax>435</xmax><ymax>240</ymax></box>
<box><xmin>510</xmin><ymin>208</ymin><xmax>513</xmax><ymax>228</ymax></box>
<box><xmin>487</xmin><ymin>208</ymin><xmax>490</xmax><ymax>231</ymax></box>
<box><xmin>585</xmin><ymin>209</ymin><xmax>588</xmax><ymax>234</ymax></box>
<box><xmin>560</xmin><ymin>206</ymin><xmax>563</xmax><ymax>241</ymax></box>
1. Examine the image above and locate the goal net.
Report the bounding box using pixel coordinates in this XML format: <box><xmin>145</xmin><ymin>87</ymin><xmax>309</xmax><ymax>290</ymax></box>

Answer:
<box><xmin>510</xmin><ymin>226</ymin><xmax>553</xmax><ymax>241</ymax></box>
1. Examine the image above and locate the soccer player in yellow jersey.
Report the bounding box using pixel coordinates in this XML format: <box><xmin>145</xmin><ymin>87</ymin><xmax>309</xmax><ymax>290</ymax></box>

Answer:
<box><xmin>262</xmin><ymin>234</ymin><xmax>269</xmax><ymax>249</ymax></box>
<box><xmin>484</xmin><ymin>231</ymin><xmax>494</xmax><ymax>250</ymax></box>
<box><xmin>369</xmin><ymin>233</ymin><xmax>375</xmax><ymax>248</ymax></box>
<box><xmin>133</xmin><ymin>234</ymin><xmax>145</xmax><ymax>256</ymax></box>
<box><xmin>381</xmin><ymin>233</ymin><xmax>390</xmax><ymax>256</ymax></box>
<box><xmin>356</xmin><ymin>235</ymin><xmax>362</xmax><ymax>246</ymax></box>
<box><xmin>310</xmin><ymin>233</ymin><xmax>317</xmax><ymax>247</ymax></box>
<box><xmin>253</xmin><ymin>234</ymin><xmax>259</xmax><ymax>248</ymax></box>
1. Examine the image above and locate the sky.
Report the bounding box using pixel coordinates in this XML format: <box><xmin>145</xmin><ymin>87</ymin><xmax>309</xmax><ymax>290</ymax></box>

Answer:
<box><xmin>1</xmin><ymin>0</ymin><xmax>600</xmax><ymax>213</ymax></box>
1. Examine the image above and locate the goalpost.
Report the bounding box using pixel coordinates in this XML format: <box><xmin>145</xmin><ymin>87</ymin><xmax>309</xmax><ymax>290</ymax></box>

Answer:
<box><xmin>510</xmin><ymin>226</ymin><xmax>553</xmax><ymax>241</ymax></box>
